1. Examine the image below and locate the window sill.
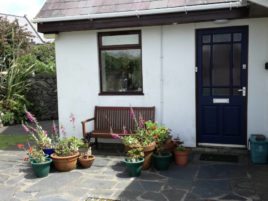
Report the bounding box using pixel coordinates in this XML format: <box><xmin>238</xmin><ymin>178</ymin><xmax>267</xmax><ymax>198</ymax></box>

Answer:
<box><xmin>99</xmin><ymin>92</ymin><xmax>144</xmax><ymax>96</ymax></box>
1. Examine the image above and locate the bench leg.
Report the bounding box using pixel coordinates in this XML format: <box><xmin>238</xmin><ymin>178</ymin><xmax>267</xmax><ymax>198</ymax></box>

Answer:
<box><xmin>95</xmin><ymin>138</ymin><xmax>99</xmax><ymax>150</ymax></box>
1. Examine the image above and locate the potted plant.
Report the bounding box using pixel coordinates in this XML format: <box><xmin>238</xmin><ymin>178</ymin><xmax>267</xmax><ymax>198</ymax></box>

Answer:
<box><xmin>136</xmin><ymin>122</ymin><xmax>156</xmax><ymax>170</ymax></box>
<box><xmin>122</xmin><ymin>135</ymin><xmax>141</xmax><ymax>152</ymax></box>
<box><xmin>51</xmin><ymin>136</ymin><xmax>83</xmax><ymax>172</ymax></box>
<box><xmin>152</xmin><ymin>124</ymin><xmax>172</xmax><ymax>171</ymax></box>
<box><xmin>30</xmin><ymin>147</ymin><xmax>52</xmax><ymax>178</ymax></box>
<box><xmin>78</xmin><ymin>146</ymin><xmax>95</xmax><ymax>168</ymax></box>
<box><xmin>22</xmin><ymin>110</ymin><xmax>59</xmax><ymax>156</ymax></box>
<box><xmin>124</xmin><ymin>147</ymin><xmax>144</xmax><ymax>177</ymax></box>
<box><xmin>174</xmin><ymin>141</ymin><xmax>189</xmax><ymax>166</ymax></box>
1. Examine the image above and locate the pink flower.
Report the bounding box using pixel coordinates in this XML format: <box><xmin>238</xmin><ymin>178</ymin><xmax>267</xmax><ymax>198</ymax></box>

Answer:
<box><xmin>22</xmin><ymin>124</ymin><xmax>30</xmax><ymax>133</ymax></box>
<box><xmin>60</xmin><ymin>125</ymin><xmax>66</xmax><ymax>137</ymax></box>
<box><xmin>69</xmin><ymin>113</ymin><xmax>76</xmax><ymax>129</ymax></box>
<box><xmin>138</xmin><ymin>113</ymin><xmax>145</xmax><ymax>128</ymax></box>
<box><xmin>44</xmin><ymin>130</ymin><xmax>48</xmax><ymax>136</ymax></box>
<box><xmin>52</xmin><ymin>121</ymin><xmax>58</xmax><ymax>135</ymax></box>
<box><xmin>111</xmin><ymin>133</ymin><xmax>121</xmax><ymax>139</ymax></box>
<box><xmin>130</xmin><ymin>107</ymin><xmax>136</xmax><ymax>120</ymax></box>
<box><xmin>25</xmin><ymin>111</ymin><xmax>36</xmax><ymax>123</ymax></box>
<box><xmin>122</xmin><ymin>126</ymin><xmax>128</xmax><ymax>135</ymax></box>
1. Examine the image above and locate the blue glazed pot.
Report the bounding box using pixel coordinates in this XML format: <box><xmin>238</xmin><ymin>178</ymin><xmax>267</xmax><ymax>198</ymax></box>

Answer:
<box><xmin>43</xmin><ymin>148</ymin><xmax>55</xmax><ymax>156</ymax></box>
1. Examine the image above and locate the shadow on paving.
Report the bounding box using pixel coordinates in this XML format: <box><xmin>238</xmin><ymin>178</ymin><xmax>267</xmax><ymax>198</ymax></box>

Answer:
<box><xmin>89</xmin><ymin>145</ymin><xmax>268</xmax><ymax>201</ymax></box>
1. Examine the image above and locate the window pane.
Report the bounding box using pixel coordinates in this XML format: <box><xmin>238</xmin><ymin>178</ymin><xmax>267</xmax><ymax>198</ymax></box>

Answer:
<box><xmin>203</xmin><ymin>88</ymin><xmax>210</xmax><ymax>96</ymax></box>
<box><xmin>233</xmin><ymin>33</ymin><xmax>242</xmax><ymax>42</ymax></box>
<box><xmin>202</xmin><ymin>45</ymin><xmax>210</xmax><ymax>87</ymax></box>
<box><xmin>233</xmin><ymin>43</ymin><xmax>241</xmax><ymax>86</ymax></box>
<box><xmin>202</xmin><ymin>35</ymin><xmax>211</xmax><ymax>43</ymax></box>
<box><xmin>212</xmin><ymin>44</ymin><xmax>231</xmax><ymax>86</ymax></box>
<box><xmin>101</xmin><ymin>49</ymin><xmax>142</xmax><ymax>92</ymax></box>
<box><xmin>212</xmin><ymin>88</ymin><xmax>230</xmax><ymax>96</ymax></box>
<box><xmin>102</xmin><ymin>34</ymin><xmax>139</xmax><ymax>46</ymax></box>
<box><xmin>213</xmin><ymin>34</ymin><xmax>231</xmax><ymax>43</ymax></box>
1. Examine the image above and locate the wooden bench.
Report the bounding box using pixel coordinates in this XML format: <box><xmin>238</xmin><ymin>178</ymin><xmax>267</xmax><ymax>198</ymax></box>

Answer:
<box><xmin>81</xmin><ymin>106</ymin><xmax>155</xmax><ymax>148</ymax></box>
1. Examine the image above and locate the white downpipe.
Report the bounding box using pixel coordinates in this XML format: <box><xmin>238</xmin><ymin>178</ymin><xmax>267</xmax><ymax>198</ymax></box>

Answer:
<box><xmin>33</xmin><ymin>2</ymin><xmax>245</xmax><ymax>23</ymax></box>
<box><xmin>160</xmin><ymin>26</ymin><xmax>164</xmax><ymax>124</ymax></box>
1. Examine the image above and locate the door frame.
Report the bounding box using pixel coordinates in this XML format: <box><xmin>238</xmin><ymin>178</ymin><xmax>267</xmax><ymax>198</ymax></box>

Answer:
<box><xmin>195</xmin><ymin>25</ymin><xmax>249</xmax><ymax>148</ymax></box>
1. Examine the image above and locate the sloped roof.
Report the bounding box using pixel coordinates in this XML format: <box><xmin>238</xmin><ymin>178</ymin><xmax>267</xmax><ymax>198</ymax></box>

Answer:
<box><xmin>35</xmin><ymin>0</ymin><xmax>243</xmax><ymax>22</ymax></box>
<box><xmin>0</xmin><ymin>13</ymin><xmax>47</xmax><ymax>44</ymax></box>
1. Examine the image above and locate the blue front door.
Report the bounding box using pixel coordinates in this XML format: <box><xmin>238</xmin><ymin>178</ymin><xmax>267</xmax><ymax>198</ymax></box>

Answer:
<box><xmin>196</xmin><ymin>26</ymin><xmax>248</xmax><ymax>146</ymax></box>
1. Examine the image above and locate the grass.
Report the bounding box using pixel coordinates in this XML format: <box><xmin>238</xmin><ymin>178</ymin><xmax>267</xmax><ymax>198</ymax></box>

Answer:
<box><xmin>0</xmin><ymin>134</ymin><xmax>30</xmax><ymax>150</ymax></box>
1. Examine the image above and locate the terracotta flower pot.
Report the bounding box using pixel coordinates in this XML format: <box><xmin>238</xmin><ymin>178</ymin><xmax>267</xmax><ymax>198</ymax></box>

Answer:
<box><xmin>142</xmin><ymin>142</ymin><xmax>156</xmax><ymax>170</ymax></box>
<box><xmin>174</xmin><ymin>150</ymin><xmax>189</xmax><ymax>166</ymax></box>
<box><xmin>51</xmin><ymin>152</ymin><xmax>79</xmax><ymax>172</ymax></box>
<box><xmin>78</xmin><ymin>155</ymin><xmax>95</xmax><ymax>168</ymax></box>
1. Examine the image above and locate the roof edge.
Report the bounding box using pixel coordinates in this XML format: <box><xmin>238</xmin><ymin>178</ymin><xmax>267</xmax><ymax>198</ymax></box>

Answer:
<box><xmin>33</xmin><ymin>1</ymin><xmax>246</xmax><ymax>23</ymax></box>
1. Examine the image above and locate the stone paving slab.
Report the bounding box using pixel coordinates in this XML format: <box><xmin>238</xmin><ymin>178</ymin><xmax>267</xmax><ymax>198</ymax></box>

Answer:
<box><xmin>0</xmin><ymin>150</ymin><xmax>267</xmax><ymax>201</ymax></box>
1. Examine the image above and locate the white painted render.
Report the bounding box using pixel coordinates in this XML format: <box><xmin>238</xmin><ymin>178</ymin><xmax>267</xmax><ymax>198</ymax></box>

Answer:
<box><xmin>55</xmin><ymin>17</ymin><xmax>268</xmax><ymax>147</ymax></box>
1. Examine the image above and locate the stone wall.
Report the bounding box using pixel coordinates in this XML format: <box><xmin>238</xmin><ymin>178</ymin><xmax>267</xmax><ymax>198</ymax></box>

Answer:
<box><xmin>27</xmin><ymin>73</ymin><xmax>58</xmax><ymax>120</ymax></box>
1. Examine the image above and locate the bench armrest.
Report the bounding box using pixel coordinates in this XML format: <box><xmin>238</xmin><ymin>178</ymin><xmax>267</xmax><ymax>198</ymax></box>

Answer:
<box><xmin>81</xmin><ymin>117</ymin><xmax>95</xmax><ymax>139</ymax></box>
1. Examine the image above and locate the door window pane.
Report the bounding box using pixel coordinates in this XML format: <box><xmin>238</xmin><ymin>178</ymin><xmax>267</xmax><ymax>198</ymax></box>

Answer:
<box><xmin>212</xmin><ymin>44</ymin><xmax>231</xmax><ymax>86</ymax></box>
<box><xmin>233</xmin><ymin>43</ymin><xmax>241</xmax><ymax>86</ymax></box>
<box><xmin>212</xmin><ymin>88</ymin><xmax>230</xmax><ymax>96</ymax></box>
<box><xmin>203</xmin><ymin>88</ymin><xmax>210</xmax><ymax>96</ymax></box>
<box><xmin>202</xmin><ymin>35</ymin><xmax>211</xmax><ymax>43</ymax></box>
<box><xmin>202</xmin><ymin>45</ymin><xmax>210</xmax><ymax>87</ymax></box>
<box><xmin>233</xmin><ymin>33</ymin><xmax>242</xmax><ymax>42</ymax></box>
<box><xmin>213</xmin><ymin>34</ymin><xmax>231</xmax><ymax>43</ymax></box>
<box><xmin>101</xmin><ymin>49</ymin><xmax>142</xmax><ymax>92</ymax></box>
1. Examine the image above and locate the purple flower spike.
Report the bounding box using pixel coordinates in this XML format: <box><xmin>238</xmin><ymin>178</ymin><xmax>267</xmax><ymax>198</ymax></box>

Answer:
<box><xmin>130</xmin><ymin>107</ymin><xmax>135</xmax><ymax>120</ymax></box>
<box><xmin>22</xmin><ymin>124</ymin><xmax>30</xmax><ymax>133</ymax></box>
<box><xmin>52</xmin><ymin>121</ymin><xmax>58</xmax><ymax>135</ymax></box>
<box><xmin>26</xmin><ymin>111</ymin><xmax>36</xmax><ymax>123</ymax></box>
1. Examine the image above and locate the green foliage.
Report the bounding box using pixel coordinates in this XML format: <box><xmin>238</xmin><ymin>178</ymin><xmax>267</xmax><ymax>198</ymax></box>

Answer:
<box><xmin>0</xmin><ymin>111</ymin><xmax>14</xmax><ymax>125</ymax></box>
<box><xmin>0</xmin><ymin>62</ymin><xmax>34</xmax><ymax>124</ymax></box>
<box><xmin>30</xmin><ymin>147</ymin><xmax>46</xmax><ymax>163</ymax></box>
<box><xmin>55</xmin><ymin>137</ymin><xmax>83</xmax><ymax>157</ymax></box>
<box><xmin>0</xmin><ymin>134</ymin><xmax>30</xmax><ymax>150</ymax></box>
<box><xmin>122</xmin><ymin>135</ymin><xmax>141</xmax><ymax>148</ymax></box>
<box><xmin>175</xmin><ymin>145</ymin><xmax>187</xmax><ymax>152</ymax></box>
<box><xmin>17</xmin><ymin>43</ymin><xmax>56</xmax><ymax>74</ymax></box>
<box><xmin>126</xmin><ymin>147</ymin><xmax>144</xmax><ymax>162</ymax></box>
<box><xmin>0</xmin><ymin>17</ymin><xmax>33</xmax><ymax>70</ymax></box>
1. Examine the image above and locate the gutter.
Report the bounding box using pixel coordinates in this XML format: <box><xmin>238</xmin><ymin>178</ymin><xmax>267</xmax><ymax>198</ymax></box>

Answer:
<box><xmin>33</xmin><ymin>1</ymin><xmax>246</xmax><ymax>23</ymax></box>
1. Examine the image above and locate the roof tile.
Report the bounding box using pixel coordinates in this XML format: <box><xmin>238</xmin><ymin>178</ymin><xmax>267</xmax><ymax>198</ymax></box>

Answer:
<box><xmin>35</xmin><ymin>0</ymin><xmax>242</xmax><ymax>19</ymax></box>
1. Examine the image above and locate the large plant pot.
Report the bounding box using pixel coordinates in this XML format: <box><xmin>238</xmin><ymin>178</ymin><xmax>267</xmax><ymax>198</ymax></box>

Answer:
<box><xmin>43</xmin><ymin>148</ymin><xmax>55</xmax><ymax>157</ymax></box>
<box><xmin>124</xmin><ymin>158</ymin><xmax>144</xmax><ymax>177</ymax></box>
<box><xmin>51</xmin><ymin>152</ymin><xmax>79</xmax><ymax>172</ymax></box>
<box><xmin>142</xmin><ymin>142</ymin><xmax>156</xmax><ymax>170</ymax></box>
<box><xmin>31</xmin><ymin>158</ymin><xmax>52</xmax><ymax>178</ymax></box>
<box><xmin>153</xmin><ymin>152</ymin><xmax>172</xmax><ymax>171</ymax></box>
<box><xmin>174</xmin><ymin>150</ymin><xmax>189</xmax><ymax>166</ymax></box>
<box><xmin>78</xmin><ymin>155</ymin><xmax>95</xmax><ymax>168</ymax></box>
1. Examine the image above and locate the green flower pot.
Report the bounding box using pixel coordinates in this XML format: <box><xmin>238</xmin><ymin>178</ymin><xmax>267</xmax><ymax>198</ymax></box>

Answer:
<box><xmin>31</xmin><ymin>158</ymin><xmax>52</xmax><ymax>178</ymax></box>
<box><xmin>153</xmin><ymin>152</ymin><xmax>172</xmax><ymax>171</ymax></box>
<box><xmin>124</xmin><ymin>158</ymin><xmax>144</xmax><ymax>177</ymax></box>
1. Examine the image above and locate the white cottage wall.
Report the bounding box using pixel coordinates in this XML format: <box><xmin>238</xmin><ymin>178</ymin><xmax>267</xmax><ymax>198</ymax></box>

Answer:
<box><xmin>55</xmin><ymin>17</ymin><xmax>268</xmax><ymax>147</ymax></box>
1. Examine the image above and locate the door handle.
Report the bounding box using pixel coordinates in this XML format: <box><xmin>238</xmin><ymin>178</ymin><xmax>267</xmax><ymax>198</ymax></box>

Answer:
<box><xmin>237</xmin><ymin>87</ymin><xmax>246</xmax><ymax>96</ymax></box>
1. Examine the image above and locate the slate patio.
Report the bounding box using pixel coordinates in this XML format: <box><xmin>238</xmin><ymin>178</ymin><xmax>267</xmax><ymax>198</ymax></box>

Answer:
<box><xmin>0</xmin><ymin>147</ymin><xmax>268</xmax><ymax>201</ymax></box>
